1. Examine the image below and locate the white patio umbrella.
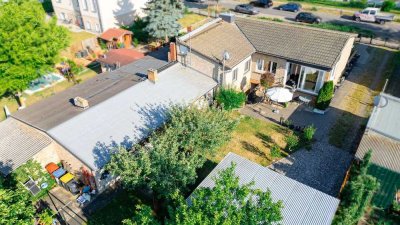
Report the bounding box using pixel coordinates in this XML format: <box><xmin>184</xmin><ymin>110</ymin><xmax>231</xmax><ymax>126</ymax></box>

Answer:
<box><xmin>266</xmin><ymin>87</ymin><xmax>293</xmax><ymax>103</ymax></box>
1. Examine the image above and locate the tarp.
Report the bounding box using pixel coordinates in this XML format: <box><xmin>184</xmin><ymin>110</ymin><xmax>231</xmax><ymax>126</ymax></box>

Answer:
<box><xmin>60</xmin><ymin>172</ymin><xmax>75</xmax><ymax>184</ymax></box>
<box><xmin>52</xmin><ymin>168</ymin><xmax>66</xmax><ymax>179</ymax></box>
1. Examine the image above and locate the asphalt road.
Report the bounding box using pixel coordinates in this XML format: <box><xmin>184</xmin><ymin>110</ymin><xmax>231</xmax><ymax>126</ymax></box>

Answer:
<box><xmin>185</xmin><ymin>0</ymin><xmax>400</xmax><ymax>42</ymax></box>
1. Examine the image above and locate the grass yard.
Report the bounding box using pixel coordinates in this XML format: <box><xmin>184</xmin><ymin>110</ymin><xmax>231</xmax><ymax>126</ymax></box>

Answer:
<box><xmin>61</xmin><ymin>30</ymin><xmax>96</xmax><ymax>59</ymax></box>
<box><xmin>179</xmin><ymin>13</ymin><xmax>207</xmax><ymax>29</ymax></box>
<box><xmin>210</xmin><ymin>113</ymin><xmax>293</xmax><ymax>167</ymax></box>
<box><xmin>0</xmin><ymin>68</ymin><xmax>98</xmax><ymax>122</ymax></box>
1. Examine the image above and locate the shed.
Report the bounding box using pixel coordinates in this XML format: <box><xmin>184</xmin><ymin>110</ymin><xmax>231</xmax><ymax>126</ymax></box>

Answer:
<box><xmin>99</xmin><ymin>28</ymin><xmax>133</xmax><ymax>49</ymax></box>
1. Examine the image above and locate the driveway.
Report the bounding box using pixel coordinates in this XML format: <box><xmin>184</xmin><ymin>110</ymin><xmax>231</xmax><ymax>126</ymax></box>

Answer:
<box><xmin>185</xmin><ymin>0</ymin><xmax>400</xmax><ymax>42</ymax></box>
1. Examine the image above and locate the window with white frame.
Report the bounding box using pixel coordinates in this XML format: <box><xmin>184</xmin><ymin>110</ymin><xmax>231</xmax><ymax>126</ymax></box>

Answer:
<box><xmin>255</xmin><ymin>59</ymin><xmax>264</xmax><ymax>73</ymax></box>
<box><xmin>90</xmin><ymin>0</ymin><xmax>97</xmax><ymax>12</ymax></box>
<box><xmin>233</xmin><ymin>68</ymin><xmax>238</xmax><ymax>81</ymax></box>
<box><xmin>82</xmin><ymin>0</ymin><xmax>88</xmax><ymax>10</ymax></box>
<box><xmin>268</xmin><ymin>61</ymin><xmax>278</xmax><ymax>74</ymax></box>
<box><xmin>298</xmin><ymin>66</ymin><xmax>326</xmax><ymax>93</ymax></box>
<box><xmin>244</xmin><ymin>60</ymin><xmax>250</xmax><ymax>73</ymax></box>
<box><xmin>95</xmin><ymin>23</ymin><xmax>100</xmax><ymax>32</ymax></box>
<box><xmin>85</xmin><ymin>21</ymin><xmax>91</xmax><ymax>30</ymax></box>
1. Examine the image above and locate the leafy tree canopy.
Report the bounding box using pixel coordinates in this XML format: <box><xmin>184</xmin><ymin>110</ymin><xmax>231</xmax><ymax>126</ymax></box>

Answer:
<box><xmin>216</xmin><ymin>88</ymin><xmax>246</xmax><ymax>111</ymax></box>
<box><xmin>0</xmin><ymin>0</ymin><xmax>69</xmax><ymax>97</ymax></box>
<box><xmin>106</xmin><ymin>105</ymin><xmax>237</xmax><ymax>200</ymax></box>
<box><xmin>144</xmin><ymin>0</ymin><xmax>184</xmax><ymax>41</ymax></box>
<box><xmin>123</xmin><ymin>163</ymin><xmax>283</xmax><ymax>225</ymax></box>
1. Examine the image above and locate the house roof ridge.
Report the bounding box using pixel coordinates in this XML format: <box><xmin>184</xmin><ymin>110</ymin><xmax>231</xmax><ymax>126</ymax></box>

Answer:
<box><xmin>235</xmin><ymin>16</ymin><xmax>357</xmax><ymax>37</ymax></box>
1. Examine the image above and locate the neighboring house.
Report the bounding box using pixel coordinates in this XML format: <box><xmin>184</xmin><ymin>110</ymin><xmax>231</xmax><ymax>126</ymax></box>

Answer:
<box><xmin>99</xmin><ymin>28</ymin><xmax>133</xmax><ymax>49</ymax></box>
<box><xmin>0</xmin><ymin>48</ymin><xmax>217</xmax><ymax>193</ymax></box>
<box><xmin>356</xmin><ymin>93</ymin><xmax>400</xmax><ymax>173</ymax></box>
<box><xmin>97</xmin><ymin>49</ymin><xmax>144</xmax><ymax>72</ymax></box>
<box><xmin>194</xmin><ymin>152</ymin><xmax>340</xmax><ymax>225</ymax></box>
<box><xmin>177</xmin><ymin>15</ymin><xmax>356</xmax><ymax>96</ymax></box>
<box><xmin>51</xmin><ymin>0</ymin><xmax>147</xmax><ymax>33</ymax></box>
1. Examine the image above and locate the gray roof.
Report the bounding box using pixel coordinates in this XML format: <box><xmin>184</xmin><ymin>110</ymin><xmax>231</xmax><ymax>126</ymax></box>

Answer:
<box><xmin>180</xmin><ymin>20</ymin><xmax>255</xmax><ymax>69</ymax></box>
<box><xmin>196</xmin><ymin>152</ymin><xmax>340</xmax><ymax>225</ymax></box>
<box><xmin>0</xmin><ymin>118</ymin><xmax>52</xmax><ymax>175</ymax></box>
<box><xmin>356</xmin><ymin>93</ymin><xmax>400</xmax><ymax>173</ymax></box>
<box><xmin>12</xmin><ymin>49</ymin><xmax>169</xmax><ymax>131</ymax></box>
<box><xmin>235</xmin><ymin>17</ymin><xmax>355</xmax><ymax>69</ymax></box>
<box><xmin>47</xmin><ymin>63</ymin><xmax>217</xmax><ymax>170</ymax></box>
<box><xmin>366</xmin><ymin>93</ymin><xmax>400</xmax><ymax>141</ymax></box>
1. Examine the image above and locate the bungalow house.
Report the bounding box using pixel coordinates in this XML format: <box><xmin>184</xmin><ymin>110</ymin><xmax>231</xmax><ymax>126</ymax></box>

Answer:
<box><xmin>177</xmin><ymin>15</ymin><xmax>356</xmax><ymax>96</ymax></box>
<box><xmin>0</xmin><ymin>49</ymin><xmax>217</xmax><ymax>193</ymax></box>
<box><xmin>193</xmin><ymin>152</ymin><xmax>340</xmax><ymax>225</ymax></box>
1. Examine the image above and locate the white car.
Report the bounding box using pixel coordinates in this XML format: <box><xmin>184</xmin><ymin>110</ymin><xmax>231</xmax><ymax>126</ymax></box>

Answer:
<box><xmin>353</xmin><ymin>7</ymin><xmax>395</xmax><ymax>24</ymax></box>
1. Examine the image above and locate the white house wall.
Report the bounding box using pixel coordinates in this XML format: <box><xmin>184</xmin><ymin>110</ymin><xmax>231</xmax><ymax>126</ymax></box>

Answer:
<box><xmin>332</xmin><ymin>37</ymin><xmax>355</xmax><ymax>85</ymax></box>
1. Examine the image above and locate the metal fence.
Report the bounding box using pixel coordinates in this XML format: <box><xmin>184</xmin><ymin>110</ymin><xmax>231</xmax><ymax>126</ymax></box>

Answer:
<box><xmin>355</xmin><ymin>37</ymin><xmax>400</xmax><ymax>50</ymax></box>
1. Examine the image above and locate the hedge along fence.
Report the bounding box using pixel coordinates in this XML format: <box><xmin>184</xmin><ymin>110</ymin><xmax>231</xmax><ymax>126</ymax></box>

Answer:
<box><xmin>355</xmin><ymin>37</ymin><xmax>400</xmax><ymax>50</ymax></box>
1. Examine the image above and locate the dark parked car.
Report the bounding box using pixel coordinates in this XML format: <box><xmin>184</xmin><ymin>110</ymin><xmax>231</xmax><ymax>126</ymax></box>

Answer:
<box><xmin>276</xmin><ymin>3</ymin><xmax>301</xmax><ymax>12</ymax></box>
<box><xmin>295</xmin><ymin>12</ymin><xmax>322</xmax><ymax>24</ymax></box>
<box><xmin>235</xmin><ymin>4</ymin><xmax>260</xmax><ymax>15</ymax></box>
<box><xmin>250</xmin><ymin>0</ymin><xmax>273</xmax><ymax>8</ymax></box>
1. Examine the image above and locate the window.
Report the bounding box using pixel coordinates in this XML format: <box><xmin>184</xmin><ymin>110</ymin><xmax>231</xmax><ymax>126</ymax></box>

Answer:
<box><xmin>361</xmin><ymin>10</ymin><xmax>369</xmax><ymax>14</ymax></box>
<box><xmin>244</xmin><ymin>60</ymin><xmax>250</xmax><ymax>73</ymax></box>
<box><xmin>60</xmin><ymin>12</ymin><xmax>66</xmax><ymax>20</ymax></box>
<box><xmin>90</xmin><ymin>0</ymin><xmax>97</xmax><ymax>12</ymax></box>
<box><xmin>82</xmin><ymin>0</ymin><xmax>88</xmax><ymax>10</ymax></box>
<box><xmin>298</xmin><ymin>66</ymin><xmax>325</xmax><ymax>93</ymax></box>
<box><xmin>233</xmin><ymin>68</ymin><xmax>238</xmax><ymax>81</ymax></box>
<box><xmin>95</xmin><ymin>23</ymin><xmax>100</xmax><ymax>32</ymax></box>
<box><xmin>85</xmin><ymin>21</ymin><xmax>91</xmax><ymax>30</ymax></box>
<box><xmin>256</xmin><ymin>59</ymin><xmax>264</xmax><ymax>73</ymax></box>
<box><xmin>218</xmin><ymin>73</ymin><xmax>223</xmax><ymax>84</ymax></box>
<box><xmin>268</xmin><ymin>61</ymin><xmax>277</xmax><ymax>74</ymax></box>
<box><xmin>370</xmin><ymin>10</ymin><xmax>376</xmax><ymax>15</ymax></box>
<box><xmin>56</xmin><ymin>0</ymin><xmax>62</xmax><ymax>3</ymax></box>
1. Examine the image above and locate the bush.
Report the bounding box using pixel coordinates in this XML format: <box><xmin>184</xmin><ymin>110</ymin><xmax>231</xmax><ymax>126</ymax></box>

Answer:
<box><xmin>303</xmin><ymin>125</ymin><xmax>316</xmax><ymax>143</ymax></box>
<box><xmin>270</xmin><ymin>144</ymin><xmax>281</xmax><ymax>158</ymax></box>
<box><xmin>310</xmin><ymin>6</ymin><xmax>318</xmax><ymax>11</ymax></box>
<box><xmin>38</xmin><ymin>209</ymin><xmax>54</xmax><ymax>225</ymax></box>
<box><xmin>216</xmin><ymin>88</ymin><xmax>246</xmax><ymax>111</ymax></box>
<box><xmin>381</xmin><ymin>0</ymin><xmax>396</xmax><ymax>11</ymax></box>
<box><xmin>315</xmin><ymin>81</ymin><xmax>334</xmax><ymax>110</ymax></box>
<box><xmin>285</xmin><ymin>134</ymin><xmax>299</xmax><ymax>152</ymax></box>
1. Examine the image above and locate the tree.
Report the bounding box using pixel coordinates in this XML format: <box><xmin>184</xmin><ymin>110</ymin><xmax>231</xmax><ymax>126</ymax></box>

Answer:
<box><xmin>216</xmin><ymin>88</ymin><xmax>246</xmax><ymax>111</ymax></box>
<box><xmin>315</xmin><ymin>81</ymin><xmax>334</xmax><ymax>110</ymax></box>
<box><xmin>333</xmin><ymin>150</ymin><xmax>380</xmax><ymax>225</ymax></box>
<box><xmin>123</xmin><ymin>163</ymin><xmax>283</xmax><ymax>224</ymax></box>
<box><xmin>0</xmin><ymin>177</ymin><xmax>35</xmax><ymax>225</ymax></box>
<box><xmin>144</xmin><ymin>0</ymin><xmax>184</xmax><ymax>41</ymax></box>
<box><xmin>0</xmin><ymin>0</ymin><xmax>69</xmax><ymax>98</ymax></box>
<box><xmin>381</xmin><ymin>0</ymin><xmax>396</xmax><ymax>12</ymax></box>
<box><xmin>106</xmin><ymin>105</ymin><xmax>237</xmax><ymax>205</ymax></box>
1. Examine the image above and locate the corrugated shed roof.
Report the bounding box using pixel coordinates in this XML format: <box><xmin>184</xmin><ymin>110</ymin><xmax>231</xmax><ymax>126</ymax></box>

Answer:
<box><xmin>356</xmin><ymin>131</ymin><xmax>400</xmax><ymax>173</ymax></box>
<box><xmin>366</xmin><ymin>93</ymin><xmax>400</xmax><ymax>141</ymax></box>
<box><xmin>195</xmin><ymin>152</ymin><xmax>339</xmax><ymax>225</ymax></box>
<box><xmin>48</xmin><ymin>63</ymin><xmax>217</xmax><ymax>170</ymax></box>
<box><xmin>0</xmin><ymin>118</ymin><xmax>52</xmax><ymax>175</ymax></box>
<box><xmin>355</xmin><ymin>93</ymin><xmax>400</xmax><ymax>173</ymax></box>
<box><xmin>12</xmin><ymin>49</ymin><xmax>169</xmax><ymax>131</ymax></box>
<box><xmin>182</xmin><ymin>21</ymin><xmax>255</xmax><ymax>69</ymax></box>
<box><xmin>235</xmin><ymin>17</ymin><xmax>355</xmax><ymax>69</ymax></box>
<box><xmin>97</xmin><ymin>49</ymin><xmax>145</xmax><ymax>66</ymax></box>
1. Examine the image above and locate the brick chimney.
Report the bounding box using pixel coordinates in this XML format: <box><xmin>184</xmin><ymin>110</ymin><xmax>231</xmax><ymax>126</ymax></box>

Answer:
<box><xmin>148</xmin><ymin>68</ymin><xmax>158</xmax><ymax>83</ymax></box>
<box><xmin>169</xmin><ymin>42</ymin><xmax>177</xmax><ymax>62</ymax></box>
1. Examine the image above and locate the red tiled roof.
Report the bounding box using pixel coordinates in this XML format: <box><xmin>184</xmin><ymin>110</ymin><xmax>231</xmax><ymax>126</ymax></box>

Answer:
<box><xmin>100</xmin><ymin>28</ymin><xmax>133</xmax><ymax>41</ymax></box>
<box><xmin>97</xmin><ymin>49</ymin><xmax>145</xmax><ymax>66</ymax></box>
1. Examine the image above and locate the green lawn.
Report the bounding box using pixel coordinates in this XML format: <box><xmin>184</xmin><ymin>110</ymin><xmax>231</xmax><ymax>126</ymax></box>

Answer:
<box><xmin>368</xmin><ymin>164</ymin><xmax>400</xmax><ymax>208</ymax></box>
<box><xmin>179</xmin><ymin>13</ymin><xmax>207</xmax><ymax>29</ymax></box>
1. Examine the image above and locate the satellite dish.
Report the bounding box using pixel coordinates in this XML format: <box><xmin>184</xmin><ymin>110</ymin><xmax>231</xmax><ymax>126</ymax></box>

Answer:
<box><xmin>180</xmin><ymin>46</ymin><xmax>188</xmax><ymax>56</ymax></box>
<box><xmin>374</xmin><ymin>95</ymin><xmax>388</xmax><ymax>108</ymax></box>
<box><xmin>223</xmin><ymin>50</ymin><xmax>230</xmax><ymax>61</ymax></box>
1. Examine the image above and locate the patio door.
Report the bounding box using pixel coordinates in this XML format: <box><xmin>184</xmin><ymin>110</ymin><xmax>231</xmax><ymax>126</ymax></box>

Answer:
<box><xmin>298</xmin><ymin>66</ymin><xmax>325</xmax><ymax>94</ymax></box>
